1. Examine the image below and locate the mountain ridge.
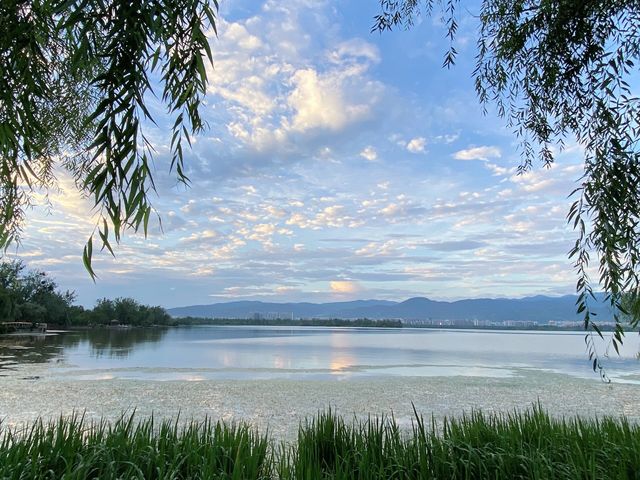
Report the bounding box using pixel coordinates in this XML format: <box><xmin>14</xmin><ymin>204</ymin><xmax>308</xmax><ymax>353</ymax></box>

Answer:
<box><xmin>168</xmin><ymin>295</ymin><xmax>614</xmax><ymax>323</ymax></box>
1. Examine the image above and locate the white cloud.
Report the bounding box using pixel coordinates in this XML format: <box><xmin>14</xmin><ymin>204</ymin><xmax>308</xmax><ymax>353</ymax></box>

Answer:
<box><xmin>205</xmin><ymin>14</ymin><xmax>386</xmax><ymax>155</ymax></box>
<box><xmin>223</xmin><ymin>22</ymin><xmax>262</xmax><ymax>51</ymax></box>
<box><xmin>379</xmin><ymin>203</ymin><xmax>401</xmax><ymax>216</ymax></box>
<box><xmin>328</xmin><ymin>38</ymin><xmax>380</xmax><ymax>65</ymax></box>
<box><xmin>434</xmin><ymin>133</ymin><xmax>459</xmax><ymax>144</ymax></box>
<box><xmin>485</xmin><ymin>162</ymin><xmax>513</xmax><ymax>176</ymax></box>
<box><xmin>179</xmin><ymin>230</ymin><xmax>218</xmax><ymax>244</ymax></box>
<box><xmin>406</xmin><ymin>137</ymin><xmax>427</xmax><ymax>153</ymax></box>
<box><xmin>453</xmin><ymin>146</ymin><xmax>501</xmax><ymax>161</ymax></box>
<box><xmin>263</xmin><ymin>205</ymin><xmax>287</xmax><ymax>218</ymax></box>
<box><xmin>355</xmin><ymin>240</ymin><xmax>401</xmax><ymax>257</ymax></box>
<box><xmin>507</xmin><ymin>164</ymin><xmax>581</xmax><ymax>194</ymax></box>
<box><xmin>286</xmin><ymin>204</ymin><xmax>363</xmax><ymax>230</ymax></box>
<box><xmin>330</xmin><ymin>280</ymin><xmax>359</xmax><ymax>294</ymax></box>
<box><xmin>286</xmin><ymin>67</ymin><xmax>381</xmax><ymax>133</ymax></box>
<box><xmin>241</xmin><ymin>185</ymin><xmax>258</xmax><ymax>195</ymax></box>
<box><xmin>360</xmin><ymin>146</ymin><xmax>377</xmax><ymax>161</ymax></box>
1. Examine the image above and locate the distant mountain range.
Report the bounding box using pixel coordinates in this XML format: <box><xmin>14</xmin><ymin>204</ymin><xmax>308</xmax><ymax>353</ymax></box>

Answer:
<box><xmin>168</xmin><ymin>295</ymin><xmax>615</xmax><ymax>323</ymax></box>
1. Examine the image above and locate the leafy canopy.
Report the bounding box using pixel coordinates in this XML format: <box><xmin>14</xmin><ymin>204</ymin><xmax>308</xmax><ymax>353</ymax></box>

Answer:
<box><xmin>374</xmin><ymin>0</ymin><xmax>640</xmax><ymax>376</ymax></box>
<box><xmin>0</xmin><ymin>259</ymin><xmax>174</xmax><ymax>326</ymax></box>
<box><xmin>0</xmin><ymin>259</ymin><xmax>75</xmax><ymax>324</ymax></box>
<box><xmin>0</xmin><ymin>0</ymin><xmax>217</xmax><ymax>276</ymax></box>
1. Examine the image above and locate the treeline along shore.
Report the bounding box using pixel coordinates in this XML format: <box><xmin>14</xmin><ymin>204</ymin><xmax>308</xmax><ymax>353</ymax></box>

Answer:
<box><xmin>0</xmin><ymin>260</ymin><xmax>175</xmax><ymax>330</ymax></box>
<box><xmin>174</xmin><ymin>317</ymin><xmax>403</xmax><ymax>328</ymax></box>
<box><xmin>171</xmin><ymin>317</ymin><xmax>629</xmax><ymax>331</ymax></box>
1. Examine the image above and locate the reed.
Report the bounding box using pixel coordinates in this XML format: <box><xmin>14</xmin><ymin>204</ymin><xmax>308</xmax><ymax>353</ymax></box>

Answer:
<box><xmin>2</xmin><ymin>405</ymin><xmax>639</xmax><ymax>479</ymax></box>
<box><xmin>0</xmin><ymin>414</ymin><xmax>271</xmax><ymax>479</ymax></box>
<box><xmin>278</xmin><ymin>405</ymin><xmax>640</xmax><ymax>479</ymax></box>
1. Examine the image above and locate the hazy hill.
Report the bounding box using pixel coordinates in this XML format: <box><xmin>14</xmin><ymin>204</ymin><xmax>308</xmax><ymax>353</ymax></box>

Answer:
<box><xmin>168</xmin><ymin>299</ymin><xmax>397</xmax><ymax>320</ymax></box>
<box><xmin>168</xmin><ymin>295</ymin><xmax>614</xmax><ymax>323</ymax></box>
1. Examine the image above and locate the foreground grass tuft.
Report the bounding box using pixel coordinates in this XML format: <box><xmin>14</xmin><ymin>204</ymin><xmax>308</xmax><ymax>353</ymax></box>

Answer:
<box><xmin>278</xmin><ymin>405</ymin><xmax>640</xmax><ymax>479</ymax></box>
<box><xmin>2</xmin><ymin>405</ymin><xmax>640</xmax><ymax>479</ymax></box>
<box><xmin>0</xmin><ymin>414</ymin><xmax>271</xmax><ymax>479</ymax></box>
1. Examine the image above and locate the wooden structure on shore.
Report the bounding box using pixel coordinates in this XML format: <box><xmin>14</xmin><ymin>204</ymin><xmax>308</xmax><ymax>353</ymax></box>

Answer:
<box><xmin>0</xmin><ymin>322</ymin><xmax>47</xmax><ymax>334</ymax></box>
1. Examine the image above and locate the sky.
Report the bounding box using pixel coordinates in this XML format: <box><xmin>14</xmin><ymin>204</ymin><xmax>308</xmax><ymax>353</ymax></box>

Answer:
<box><xmin>9</xmin><ymin>0</ymin><xmax>588</xmax><ymax>308</ymax></box>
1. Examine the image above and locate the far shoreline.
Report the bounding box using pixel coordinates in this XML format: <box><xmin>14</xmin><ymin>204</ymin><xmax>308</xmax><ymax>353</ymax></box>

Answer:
<box><xmin>25</xmin><ymin>318</ymin><xmax>621</xmax><ymax>334</ymax></box>
<box><xmin>121</xmin><ymin>317</ymin><xmax>610</xmax><ymax>332</ymax></box>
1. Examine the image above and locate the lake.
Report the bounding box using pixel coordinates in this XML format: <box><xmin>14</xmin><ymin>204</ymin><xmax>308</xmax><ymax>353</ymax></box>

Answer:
<box><xmin>1</xmin><ymin>326</ymin><xmax>639</xmax><ymax>439</ymax></box>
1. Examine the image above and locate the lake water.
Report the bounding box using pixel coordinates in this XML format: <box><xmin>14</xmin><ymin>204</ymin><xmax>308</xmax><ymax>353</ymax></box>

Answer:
<box><xmin>1</xmin><ymin>326</ymin><xmax>639</xmax><ymax>438</ymax></box>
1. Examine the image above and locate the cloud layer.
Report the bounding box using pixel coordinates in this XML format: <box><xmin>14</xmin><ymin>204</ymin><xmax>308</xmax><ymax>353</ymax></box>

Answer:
<box><xmin>8</xmin><ymin>0</ymin><xmax>587</xmax><ymax>308</ymax></box>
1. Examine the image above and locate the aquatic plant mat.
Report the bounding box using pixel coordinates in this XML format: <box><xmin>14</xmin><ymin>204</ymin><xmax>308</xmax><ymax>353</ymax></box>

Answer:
<box><xmin>2</xmin><ymin>406</ymin><xmax>639</xmax><ymax>479</ymax></box>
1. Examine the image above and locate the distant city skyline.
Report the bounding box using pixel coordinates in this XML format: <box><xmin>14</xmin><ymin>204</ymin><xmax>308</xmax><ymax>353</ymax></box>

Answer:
<box><xmin>8</xmin><ymin>0</ymin><xmax>586</xmax><ymax>308</ymax></box>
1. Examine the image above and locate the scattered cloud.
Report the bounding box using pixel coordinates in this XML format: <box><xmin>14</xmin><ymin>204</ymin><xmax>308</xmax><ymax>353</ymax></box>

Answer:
<box><xmin>422</xmin><ymin>240</ymin><xmax>486</xmax><ymax>251</ymax></box>
<box><xmin>434</xmin><ymin>133</ymin><xmax>459</xmax><ymax>144</ymax></box>
<box><xmin>406</xmin><ymin>137</ymin><xmax>427</xmax><ymax>153</ymax></box>
<box><xmin>179</xmin><ymin>230</ymin><xmax>219</xmax><ymax>245</ymax></box>
<box><xmin>360</xmin><ymin>146</ymin><xmax>377</xmax><ymax>161</ymax></box>
<box><xmin>330</xmin><ymin>280</ymin><xmax>359</xmax><ymax>294</ymax></box>
<box><xmin>286</xmin><ymin>67</ymin><xmax>382</xmax><ymax>134</ymax></box>
<box><xmin>453</xmin><ymin>145</ymin><xmax>501</xmax><ymax>161</ymax></box>
<box><xmin>328</xmin><ymin>38</ymin><xmax>381</xmax><ymax>65</ymax></box>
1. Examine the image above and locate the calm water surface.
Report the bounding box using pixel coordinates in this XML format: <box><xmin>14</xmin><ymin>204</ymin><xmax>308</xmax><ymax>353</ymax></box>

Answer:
<box><xmin>1</xmin><ymin>326</ymin><xmax>639</xmax><ymax>438</ymax></box>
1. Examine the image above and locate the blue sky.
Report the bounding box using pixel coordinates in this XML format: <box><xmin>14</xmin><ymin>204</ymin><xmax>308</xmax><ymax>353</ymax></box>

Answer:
<box><xmin>11</xmin><ymin>0</ymin><xmax>587</xmax><ymax>308</ymax></box>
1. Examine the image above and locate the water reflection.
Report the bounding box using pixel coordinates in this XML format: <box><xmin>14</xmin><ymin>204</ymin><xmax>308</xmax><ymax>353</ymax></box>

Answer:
<box><xmin>329</xmin><ymin>354</ymin><xmax>356</xmax><ymax>373</ymax></box>
<box><xmin>0</xmin><ymin>327</ymin><xmax>168</xmax><ymax>369</ymax></box>
<box><xmin>2</xmin><ymin>326</ymin><xmax>640</xmax><ymax>383</ymax></box>
<box><xmin>84</xmin><ymin>328</ymin><xmax>167</xmax><ymax>358</ymax></box>
<box><xmin>328</xmin><ymin>331</ymin><xmax>356</xmax><ymax>374</ymax></box>
<box><xmin>0</xmin><ymin>334</ymin><xmax>69</xmax><ymax>371</ymax></box>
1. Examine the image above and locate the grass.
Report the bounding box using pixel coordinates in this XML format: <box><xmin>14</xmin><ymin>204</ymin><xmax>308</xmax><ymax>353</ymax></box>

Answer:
<box><xmin>1</xmin><ymin>405</ymin><xmax>640</xmax><ymax>479</ymax></box>
<box><xmin>0</xmin><ymin>414</ymin><xmax>271</xmax><ymax>479</ymax></box>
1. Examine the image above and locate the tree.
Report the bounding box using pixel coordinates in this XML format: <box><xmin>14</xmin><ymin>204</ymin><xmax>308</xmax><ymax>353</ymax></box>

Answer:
<box><xmin>85</xmin><ymin>296</ymin><xmax>172</xmax><ymax>326</ymax></box>
<box><xmin>620</xmin><ymin>292</ymin><xmax>640</xmax><ymax>328</ymax></box>
<box><xmin>0</xmin><ymin>261</ymin><xmax>22</xmax><ymax>320</ymax></box>
<box><xmin>374</xmin><ymin>0</ymin><xmax>640</xmax><ymax>376</ymax></box>
<box><xmin>90</xmin><ymin>298</ymin><xmax>117</xmax><ymax>325</ymax></box>
<box><xmin>0</xmin><ymin>259</ymin><xmax>75</xmax><ymax>324</ymax></box>
<box><xmin>1</xmin><ymin>0</ymin><xmax>217</xmax><ymax>276</ymax></box>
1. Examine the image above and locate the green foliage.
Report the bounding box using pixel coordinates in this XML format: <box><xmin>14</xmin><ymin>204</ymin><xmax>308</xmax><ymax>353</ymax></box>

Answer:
<box><xmin>0</xmin><ymin>259</ymin><xmax>75</xmax><ymax>324</ymax></box>
<box><xmin>175</xmin><ymin>317</ymin><xmax>404</xmax><ymax>328</ymax></box>
<box><xmin>3</xmin><ymin>406</ymin><xmax>640</xmax><ymax>479</ymax></box>
<box><xmin>0</xmin><ymin>260</ymin><xmax>172</xmax><ymax>326</ymax></box>
<box><xmin>81</xmin><ymin>297</ymin><xmax>174</xmax><ymax>326</ymax></box>
<box><xmin>282</xmin><ymin>406</ymin><xmax>640</xmax><ymax>479</ymax></box>
<box><xmin>374</xmin><ymin>0</ymin><xmax>640</xmax><ymax>373</ymax></box>
<box><xmin>0</xmin><ymin>414</ymin><xmax>271</xmax><ymax>479</ymax></box>
<box><xmin>1</xmin><ymin>0</ymin><xmax>217</xmax><ymax>276</ymax></box>
<box><xmin>620</xmin><ymin>291</ymin><xmax>640</xmax><ymax>328</ymax></box>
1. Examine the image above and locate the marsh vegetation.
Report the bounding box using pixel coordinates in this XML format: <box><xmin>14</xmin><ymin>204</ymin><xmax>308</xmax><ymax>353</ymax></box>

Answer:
<box><xmin>2</xmin><ymin>406</ymin><xmax>639</xmax><ymax>479</ymax></box>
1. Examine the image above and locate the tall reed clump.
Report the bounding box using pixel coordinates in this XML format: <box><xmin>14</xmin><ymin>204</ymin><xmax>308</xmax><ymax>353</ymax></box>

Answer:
<box><xmin>0</xmin><ymin>414</ymin><xmax>271</xmax><ymax>479</ymax></box>
<box><xmin>279</xmin><ymin>409</ymin><xmax>415</xmax><ymax>479</ymax></box>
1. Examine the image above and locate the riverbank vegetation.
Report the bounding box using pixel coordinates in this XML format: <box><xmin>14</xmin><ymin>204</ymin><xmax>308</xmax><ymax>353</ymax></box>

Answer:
<box><xmin>2</xmin><ymin>406</ymin><xmax>639</xmax><ymax>479</ymax></box>
<box><xmin>0</xmin><ymin>260</ymin><xmax>173</xmax><ymax>328</ymax></box>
